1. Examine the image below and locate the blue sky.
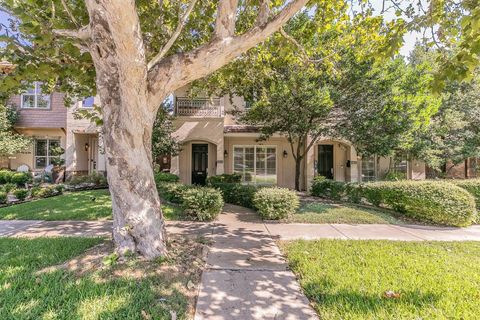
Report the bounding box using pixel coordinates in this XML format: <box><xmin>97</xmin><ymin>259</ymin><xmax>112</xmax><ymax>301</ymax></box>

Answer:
<box><xmin>0</xmin><ymin>1</ymin><xmax>420</xmax><ymax>56</ymax></box>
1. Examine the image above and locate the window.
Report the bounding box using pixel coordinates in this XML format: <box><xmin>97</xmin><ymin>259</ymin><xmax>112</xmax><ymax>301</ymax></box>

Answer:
<box><xmin>361</xmin><ymin>156</ymin><xmax>376</xmax><ymax>182</ymax></box>
<box><xmin>82</xmin><ymin>96</ymin><xmax>95</xmax><ymax>108</ymax></box>
<box><xmin>34</xmin><ymin>139</ymin><xmax>61</xmax><ymax>168</ymax></box>
<box><xmin>233</xmin><ymin>146</ymin><xmax>277</xmax><ymax>185</ymax></box>
<box><xmin>21</xmin><ymin>82</ymin><xmax>50</xmax><ymax>109</ymax></box>
<box><xmin>394</xmin><ymin>154</ymin><xmax>408</xmax><ymax>176</ymax></box>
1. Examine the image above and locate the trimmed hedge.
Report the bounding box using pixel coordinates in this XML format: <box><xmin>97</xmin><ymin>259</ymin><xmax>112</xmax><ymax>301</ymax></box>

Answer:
<box><xmin>0</xmin><ymin>170</ymin><xmax>13</xmax><ymax>184</ymax></box>
<box><xmin>10</xmin><ymin>172</ymin><xmax>31</xmax><ymax>185</ymax></box>
<box><xmin>13</xmin><ymin>188</ymin><xmax>29</xmax><ymax>201</ymax></box>
<box><xmin>450</xmin><ymin>179</ymin><xmax>480</xmax><ymax>209</ymax></box>
<box><xmin>206</xmin><ymin>173</ymin><xmax>242</xmax><ymax>185</ymax></box>
<box><xmin>208</xmin><ymin>182</ymin><xmax>258</xmax><ymax>208</ymax></box>
<box><xmin>157</xmin><ymin>182</ymin><xmax>193</xmax><ymax>204</ymax></box>
<box><xmin>311</xmin><ymin>176</ymin><xmax>346</xmax><ymax>200</ymax></box>
<box><xmin>253</xmin><ymin>187</ymin><xmax>299</xmax><ymax>220</ymax></box>
<box><xmin>181</xmin><ymin>187</ymin><xmax>224</xmax><ymax>221</ymax></box>
<box><xmin>154</xmin><ymin>172</ymin><xmax>180</xmax><ymax>184</ymax></box>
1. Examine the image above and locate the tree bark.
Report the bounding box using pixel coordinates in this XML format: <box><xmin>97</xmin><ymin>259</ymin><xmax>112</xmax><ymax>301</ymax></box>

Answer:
<box><xmin>294</xmin><ymin>157</ymin><xmax>302</xmax><ymax>191</ymax></box>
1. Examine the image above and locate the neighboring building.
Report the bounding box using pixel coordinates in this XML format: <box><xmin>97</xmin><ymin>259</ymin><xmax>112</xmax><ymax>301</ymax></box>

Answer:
<box><xmin>170</xmin><ymin>85</ymin><xmax>427</xmax><ymax>190</ymax></box>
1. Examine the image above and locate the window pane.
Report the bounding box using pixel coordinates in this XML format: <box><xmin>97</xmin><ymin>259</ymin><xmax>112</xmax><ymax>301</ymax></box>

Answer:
<box><xmin>22</xmin><ymin>95</ymin><xmax>35</xmax><ymax>108</ymax></box>
<box><xmin>25</xmin><ymin>84</ymin><xmax>36</xmax><ymax>94</ymax></box>
<box><xmin>48</xmin><ymin>140</ymin><xmax>60</xmax><ymax>156</ymax></box>
<box><xmin>244</xmin><ymin>147</ymin><xmax>254</xmax><ymax>183</ymax></box>
<box><xmin>83</xmin><ymin>96</ymin><xmax>95</xmax><ymax>108</ymax></box>
<box><xmin>35</xmin><ymin>140</ymin><xmax>47</xmax><ymax>156</ymax></box>
<box><xmin>37</xmin><ymin>95</ymin><xmax>50</xmax><ymax>108</ymax></box>
<box><xmin>35</xmin><ymin>157</ymin><xmax>47</xmax><ymax>168</ymax></box>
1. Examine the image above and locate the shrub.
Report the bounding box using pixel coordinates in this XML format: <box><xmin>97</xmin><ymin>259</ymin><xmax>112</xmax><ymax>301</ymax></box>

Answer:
<box><xmin>154</xmin><ymin>172</ymin><xmax>179</xmax><ymax>184</ymax></box>
<box><xmin>10</xmin><ymin>172</ymin><xmax>31</xmax><ymax>185</ymax></box>
<box><xmin>209</xmin><ymin>182</ymin><xmax>258</xmax><ymax>208</ymax></box>
<box><xmin>0</xmin><ymin>170</ymin><xmax>13</xmax><ymax>184</ymax></box>
<box><xmin>384</xmin><ymin>171</ymin><xmax>407</xmax><ymax>181</ymax></box>
<box><xmin>181</xmin><ymin>187</ymin><xmax>224</xmax><ymax>221</ymax></box>
<box><xmin>310</xmin><ymin>176</ymin><xmax>346</xmax><ymax>200</ymax></box>
<box><xmin>253</xmin><ymin>187</ymin><xmax>300</xmax><ymax>220</ymax></box>
<box><xmin>13</xmin><ymin>188</ymin><xmax>29</xmax><ymax>201</ymax></box>
<box><xmin>206</xmin><ymin>173</ymin><xmax>242</xmax><ymax>185</ymax></box>
<box><xmin>67</xmin><ymin>172</ymin><xmax>108</xmax><ymax>187</ymax></box>
<box><xmin>0</xmin><ymin>191</ymin><xmax>7</xmax><ymax>204</ymax></box>
<box><xmin>345</xmin><ymin>183</ymin><xmax>362</xmax><ymax>204</ymax></box>
<box><xmin>450</xmin><ymin>179</ymin><xmax>480</xmax><ymax>209</ymax></box>
<box><xmin>2</xmin><ymin>183</ymin><xmax>16</xmax><ymax>193</ymax></box>
<box><xmin>31</xmin><ymin>185</ymin><xmax>62</xmax><ymax>198</ymax></box>
<box><xmin>360</xmin><ymin>181</ymin><xmax>477</xmax><ymax>227</ymax></box>
<box><xmin>157</xmin><ymin>182</ymin><xmax>193</xmax><ymax>204</ymax></box>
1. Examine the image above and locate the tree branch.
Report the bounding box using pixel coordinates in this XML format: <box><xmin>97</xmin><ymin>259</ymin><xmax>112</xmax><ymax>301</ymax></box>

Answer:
<box><xmin>256</xmin><ymin>0</ymin><xmax>271</xmax><ymax>26</ymax></box>
<box><xmin>147</xmin><ymin>0</ymin><xmax>308</xmax><ymax>110</ymax></box>
<box><xmin>60</xmin><ymin>0</ymin><xmax>80</xmax><ymax>27</ymax></box>
<box><xmin>52</xmin><ymin>25</ymin><xmax>90</xmax><ymax>40</ymax></box>
<box><xmin>215</xmin><ymin>0</ymin><xmax>240</xmax><ymax>38</ymax></box>
<box><xmin>148</xmin><ymin>0</ymin><xmax>198</xmax><ymax>70</ymax></box>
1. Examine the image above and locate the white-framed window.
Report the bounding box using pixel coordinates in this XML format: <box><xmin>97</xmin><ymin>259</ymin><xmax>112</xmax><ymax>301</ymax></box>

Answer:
<box><xmin>21</xmin><ymin>82</ymin><xmax>51</xmax><ymax>109</ymax></box>
<box><xmin>233</xmin><ymin>145</ymin><xmax>277</xmax><ymax>185</ymax></box>
<box><xmin>82</xmin><ymin>96</ymin><xmax>95</xmax><ymax>108</ymax></box>
<box><xmin>34</xmin><ymin>138</ymin><xmax>61</xmax><ymax>169</ymax></box>
<box><xmin>361</xmin><ymin>156</ymin><xmax>376</xmax><ymax>182</ymax></box>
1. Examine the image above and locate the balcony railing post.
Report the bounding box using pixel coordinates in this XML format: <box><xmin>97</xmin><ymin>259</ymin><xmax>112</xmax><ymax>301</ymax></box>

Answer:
<box><xmin>174</xmin><ymin>97</ymin><xmax>222</xmax><ymax>117</ymax></box>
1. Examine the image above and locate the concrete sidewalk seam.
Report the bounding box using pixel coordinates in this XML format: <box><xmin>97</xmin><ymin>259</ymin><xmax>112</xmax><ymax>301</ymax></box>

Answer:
<box><xmin>389</xmin><ymin>225</ymin><xmax>428</xmax><ymax>241</ymax></box>
<box><xmin>329</xmin><ymin>224</ymin><xmax>351</xmax><ymax>239</ymax></box>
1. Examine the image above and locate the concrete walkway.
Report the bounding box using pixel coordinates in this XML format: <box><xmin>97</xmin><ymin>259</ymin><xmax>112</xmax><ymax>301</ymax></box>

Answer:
<box><xmin>194</xmin><ymin>204</ymin><xmax>318</xmax><ymax>320</ymax></box>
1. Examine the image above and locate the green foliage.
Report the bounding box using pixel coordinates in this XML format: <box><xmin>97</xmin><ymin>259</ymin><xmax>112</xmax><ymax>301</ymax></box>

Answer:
<box><xmin>253</xmin><ymin>187</ymin><xmax>299</xmax><ymax>220</ymax></box>
<box><xmin>30</xmin><ymin>185</ymin><xmax>63</xmax><ymax>198</ymax></box>
<box><xmin>152</xmin><ymin>102</ymin><xmax>181</xmax><ymax>163</ymax></box>
<box><xmin>208</xmin><ymin>182</ymin><xmax>258</xmax><ymax>208</ymax></box>
<box><xmin>0</xmin><ymin>104</ymin><xmax>31</xmax><ymax>156</ymax></box>
<box><xmin>10</xmin><ymin>172</ymin><xmax>31</xmax><ymax>185</ymax></box>
<box><xmin>0</xmin><ymin>191</ymin><xmax>6</xmax><ymax>204</ymax></box>
<box><xmin>310</xmin><ymin>176</ymin><xmax>346</xmax><ymax>200</ymax></box>
<box><xmin>154</xmin><ymin>172</ymin><xmax>180</xmax><ymax>184</ymax></box>
<box><xmin>206</xmin><ymin>173</ymin><xmax>242</xmax><ymax>185</ymax></box>
<box><xmin>0</xmin><ymin>169</ymin><xmax>13</xmax><ymax>184</ymax></box>
<box><xmin>157</xmin><ymin>182</ymin><xmax>193</xmax><ymax>204</ymax></box>
<box><xmin>360</xmin><ymin>181</ymin><xmax>477</xmax><ymax>227</ymax></box>
<box><xmin>181</xmin><ymin>187</ymin><xmax>224</xmax><ymax>221</ymax></box>
<box><xmin>384</xmin><ymin>171</ymin><xmax>407</xmax><ymax>181</ymax></box>
<box><xmin>49</xmin><ymin>146</ymin><xmax>66</xmax><ymax>167</ymax></box>
<box><xmin>450</xmin><ymin>179</ymin><xmax>480</xmax><ymax>209</ymax></box>
<box><xmin>12</xmin><ymin>188</ymin><xmax>28</xmax><ymax>201</ymax></box>
<box><xmin>66</xmin><ymin>173</ymin><xmax>108</xmax><ymax>187</ymax></box>
<box><xmin>2</xmin><ymin>183</ymin><xmax>15</xmax><ymax>193</ymax></box>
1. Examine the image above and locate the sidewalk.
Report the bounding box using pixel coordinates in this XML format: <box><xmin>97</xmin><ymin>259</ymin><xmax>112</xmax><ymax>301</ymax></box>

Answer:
<box><xmin>194</xmin><ymin>204</ymin><xmax>318</xmax><ymax>320</ymax></box>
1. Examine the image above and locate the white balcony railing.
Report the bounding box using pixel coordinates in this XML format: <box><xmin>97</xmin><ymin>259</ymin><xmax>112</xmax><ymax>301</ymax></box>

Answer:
<box><xmin>175</xmin><ymin>97</ymin><xmax>224</xmax><ymax>117</ymax></box>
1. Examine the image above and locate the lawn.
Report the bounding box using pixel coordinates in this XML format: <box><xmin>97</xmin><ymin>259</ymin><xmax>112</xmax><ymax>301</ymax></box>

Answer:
<box><xmin>287</xmin><ymin>202</ymin><xmax>403</xmax><ymax>224</ymax></box>
<box><xmin>0</xmin><ymin>237</ymin><xmax>204</xmax><ymax>319</ymax></box>
<box><xmin>280</xmin><ymin>240</ymin><xmax>480</xmax><ymax>320</ymax></box>
<box><xmin>0</xmin><ymin>189</ymin><xmax>184</xmax><ymax>221</ymax></box>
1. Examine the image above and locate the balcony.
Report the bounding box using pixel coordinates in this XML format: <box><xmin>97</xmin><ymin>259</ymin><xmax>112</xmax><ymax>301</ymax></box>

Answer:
<box><xmin>174</xmin><ymin>97</ymin><xmax>224</xmax><ymax>117</ymax></box>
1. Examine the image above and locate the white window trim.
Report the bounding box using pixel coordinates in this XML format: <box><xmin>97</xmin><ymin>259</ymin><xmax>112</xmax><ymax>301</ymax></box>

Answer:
<box><xmin>80</xmin><ymin>96</ymin><xmax>95</xmax><ymax>109</ymax></box>
<box><xmin>20</xmin><ymin>82</ymin><xmax>51</xmax><ymax>109</ymax></box>
<box><xmin>34</xmin><ymin>138</ymin><xmax>61</xmax><ymax>169</ymax></box>
<box><xmin>232</xmin><ymin>145</ymin><xmax>278</xmax><ymax>185</ymax></box>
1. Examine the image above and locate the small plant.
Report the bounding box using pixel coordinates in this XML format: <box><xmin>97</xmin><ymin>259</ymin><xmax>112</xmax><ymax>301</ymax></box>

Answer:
<box><xmin>2</xmin><ymin>183</ymin><xmax>16</xmax><ymax>193</ymax></box>
<box><xmin>0</xmin><ymin>170</ymin><xmax>13</xmax><ymax>184</ymax></box>
<box><xmin>310</xmin><ymin>176</ymin><xmax>346</xmax><ymax>200</ymax></box>
<box><xmin>30</xmin><ymin>185</ymin><xmax>62</xmax><ymax>198</ymax></box>
<box><xmin>206</xmin><ymin>173</ymin><xmax>242</xmax><ymax>185</ymax></box>
<box><xmin>102</xmin><ymin>252</ymin><xmax>119</xmax><ymax>267</ymax></box>
<box><xmin>253</xmin><ymin>187</ymin><xmax>300</xmax><ymax>220</ymax></box>
<box><xmin>13</xmin><ymin>188</ymin><xmax>29</xmax><ymax>201</ymax></box>
<box><xmin>154</xmin><ymin>171</ymin><xmax>180</xmax><ymax>184</ymax></box>
<box><xmin>181</xmin><ymin>187</ymin><xmax>224</xmax><ymax>221</ymax></box>
<box><xmin>10</xmin><ymin>172</ymin><xmax>31</xmax><ymax>186</ymax></box>
<box><xmin>67</xmin><ymin>172</ymin><xmax>108</xmax><ymax>187</ymax></box>
<box><xmin>0</xmin><ymin>191</ymin><xmax>7</xmax><ymax>204</ymax></box>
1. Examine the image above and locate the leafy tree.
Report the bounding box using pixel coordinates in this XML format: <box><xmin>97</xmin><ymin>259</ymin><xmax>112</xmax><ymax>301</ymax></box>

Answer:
<box><xmin>0</xmin><ymin>103</ymin><xmax>31</xmax><ymax>157</ymax></box>
<box><xmin>152</xmin><ymin>102</ymin><xmax>181</xmax><ymax>164</ymax></box>
<box><xmin>0</xmin><ymin>0</ymin><xmax>310</xmax><ymax>258</ymax></box>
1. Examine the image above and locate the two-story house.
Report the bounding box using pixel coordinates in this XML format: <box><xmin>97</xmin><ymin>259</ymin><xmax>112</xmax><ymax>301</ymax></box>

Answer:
<box><xmin>170</xmin><ymin>86</ymin><xmax>427</xmax><ymax>190</ymax></box>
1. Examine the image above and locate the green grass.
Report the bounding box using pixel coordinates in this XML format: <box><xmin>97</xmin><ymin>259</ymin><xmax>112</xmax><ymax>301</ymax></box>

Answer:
<box><xmin>0</xmin><ymin>237</ymin><xmax>201</xmax><ymax>319</ymax></box>
<box><xmin>288</xmin><ymin>202</ymin><xmax>403</xmax><ymax>224</ymax></box>
<box><xmin>0</xmin><ymin>189</ymin><xmax>185</xmax><ymax>221</ymax></box>
<box><xmin>280</xmin><ymin>240</ymin><xmax>480</xmax><ymax>320</ymax></box>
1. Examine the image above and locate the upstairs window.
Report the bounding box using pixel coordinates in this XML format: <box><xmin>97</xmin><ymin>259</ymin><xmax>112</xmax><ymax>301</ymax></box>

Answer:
<box><xmin>21</xmin><ymin>82</ymin><xmax>51</xmax><ymax>109</ymax></box>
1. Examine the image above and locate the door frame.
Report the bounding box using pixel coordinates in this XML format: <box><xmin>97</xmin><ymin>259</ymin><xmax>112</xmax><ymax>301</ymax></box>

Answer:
<box><xmin>317</xmin><ymin>143</ymin><xmax>335</xmax><ymax>179</ymax></box>
<box><xmin>191</xmin><ymin>143</ymin><xmax>209</xmax><ymax>185</ymax></box>
<box><xmin>87</xmin><ymin>136</ymin><xmax>99</xmax><ymax>175</ymax></box>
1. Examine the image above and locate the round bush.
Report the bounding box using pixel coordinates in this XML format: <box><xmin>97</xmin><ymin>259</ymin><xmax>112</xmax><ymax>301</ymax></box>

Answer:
<box><xmin>2</xmin><ymin>183</ymin><xmax>16</xmax><ymax>193</ymax></box>
<box><xmin>0</xmin><ymin>191</ymin><xmax>7</xmax><ymax>204</ymax></box>
<box><xmin>0</xmin><ymin>170</ymin><xmax>13</xmax><ymax>184</ymax></box>
<box><xmin>154</xmin><ymin>172</ymin><xmax>179</xmax><ymax>184</ymax></box>
<box><xmin>310</xmin><ymin>176</ymin><xmax>346</xmax><ymax>200</ymax></box>
<box><xmin>210</xmin><ymin>183</ymin><xmax>258</xmax><ymax>208</ymax></box>
<box><xmin>13</xmin><ymin>188</ymin><xmax>29</xmax><ymax>201</ymax></box>
<box><xmin>157</xmin><ymin>182</ymin><xmax>193</xmax><ymax>204</ymax></box>
<box><xmin>253</xmin><ymin>187</ymin><xmax>299</xmax><ymax>220</ymax></box>
<box><xmin>181</xmin><ymin>187</ymin><xmax>224</xmax><ymax>221</ymax></box>
<box><xmin>450</xmin><ymin>179</ymin><xmax>480</xmax><ymax>209</ymax></box>
<box><xmin>206</xmin><ymin>173</ymin><xmax>242</xmax><ymax>185</ymax></box>
<box><xmin>360</xmin><ymin>181</ymin><xmax>477</xmax><ymax>227</ymax></box>
<box><xmin>11</xmin><ymin>172</ymin><xmax>31</xmax><ymax>185</ymax></box>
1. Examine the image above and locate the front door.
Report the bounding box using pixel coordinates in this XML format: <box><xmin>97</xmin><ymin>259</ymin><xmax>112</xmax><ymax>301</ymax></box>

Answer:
<box><xmin>318</xmin><ymin>144</ymin><xmax>334</xmax><ymax>179</ymax></box>
<box><xmin>192</xmin><ymin>144</ymin><xmax>208</xmax><ymax>185</ymax></box>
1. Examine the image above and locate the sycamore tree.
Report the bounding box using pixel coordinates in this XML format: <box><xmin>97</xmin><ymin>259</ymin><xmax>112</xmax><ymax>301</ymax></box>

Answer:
<box><xmin>152</xmin><ymin>101</ymin><xmax>180</xmax><ymax>164</ymax></box>
<box><xmin>0</xmin><ymin>0</ymin><xmax>310</xmax><ymax>258</ymax></box>
<box><xmin>0</xmin><ymin>103</ymin><xmax>31</xmax><ymax>157</ymax></box>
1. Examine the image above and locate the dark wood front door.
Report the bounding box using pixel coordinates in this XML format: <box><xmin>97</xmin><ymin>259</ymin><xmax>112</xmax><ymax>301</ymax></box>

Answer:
<box><xmin>192</xmin><ymin>144</ymin><xmax>208</xmax><ymax>185</ymax></box>
<box><xmin>318</xmin><ymin>144</ymin><xmax>334</xmax><ymax>179</ymax></box>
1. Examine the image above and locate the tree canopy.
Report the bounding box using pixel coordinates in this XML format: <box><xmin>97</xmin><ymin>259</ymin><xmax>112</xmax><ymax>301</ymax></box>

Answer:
<box><xmin>0</xmin><ymin>103</ymin><xmax>31</xmax><ymax>157</ymax></box>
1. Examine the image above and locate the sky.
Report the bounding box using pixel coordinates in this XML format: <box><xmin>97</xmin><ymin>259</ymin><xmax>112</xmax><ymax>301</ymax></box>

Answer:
<box><xmin>0</xmin><ymin>1</ymin><xmax>420</xmax><ymax>56</ymax></box>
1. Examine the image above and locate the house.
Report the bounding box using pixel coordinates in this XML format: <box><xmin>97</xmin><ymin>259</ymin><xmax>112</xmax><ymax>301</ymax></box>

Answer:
<box><xmin>170</xmin><ymin>86</ymin><xmax>428</xmax><ymax>190</ymax></box>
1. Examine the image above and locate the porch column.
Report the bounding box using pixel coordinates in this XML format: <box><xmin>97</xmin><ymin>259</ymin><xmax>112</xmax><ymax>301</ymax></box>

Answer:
<box><xmin>170</xmin><ymin>155</ymin><xmax>180</xmax><ymax>176</ymax></box>
<box><xmin>348</xmin><ymin>145</ymin><xmax>359</xmax><ymax>182</ymax></box>
<box><xmin>216</xmin><ymin>142</ymin><xmax>224</xmax><ymax>175</ymax></box>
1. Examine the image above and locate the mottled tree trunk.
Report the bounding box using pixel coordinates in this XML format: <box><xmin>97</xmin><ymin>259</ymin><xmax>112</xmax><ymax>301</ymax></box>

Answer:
<box><xmin>294</xmin><ymin>158</ymin><xmax>302</xmax><ymax>191</ymax></box>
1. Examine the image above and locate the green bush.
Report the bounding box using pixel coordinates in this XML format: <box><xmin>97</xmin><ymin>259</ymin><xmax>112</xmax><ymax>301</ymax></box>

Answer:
<box><xmin>384</xmin><ymin>171</ymin><xmax>407</xmax><ymax>181</ymax></box>
<box><xmin>31</xmin><ymin>185</ymin><xmax>62</xmax><ymax>198</ymax></box>
<box><xmin>157</xmin><ymin>182</ymin><xmax>193</xmax><ymax>204</ymax></box>
<box><xmin>181</xmin><ymin>187</ymin><xmax>224</xmax><ymax>221</ymax></box>
<box><xmin>13</xmin><ymin>188</ymin><xmax>29</xmax><ymax>201</ymax></box>
<box><xmin>154</xmin><ymin>172</ymin><xmax>179</xmax><ymax>184</ymax></box>
<box><xmin>10</xmin><ymin>172</ymin><xmax>31</xmax><ymax>185</ymax></box>
<box><xmin>0</xmin><ymin>170</ymin><xmax>13</xmax><ymax>184</ymax></box>
<box><xmin>209</xmin><ymin>182</ymin><xmax>258</xmax><ymax>208</ymax></box>
<box><xmin>253</xmin><ymin>187</ymin><xmax>299</xmax><ymax>220</ymax></box>
<box><xmin>345</xmin><ymin>183</ymin><xmax>363</xmax><ymax>204</ymax></box>
<box><xmin>0</xmin><ymin>191</ymin><xmax>7</xmax><ymax>204</ymax></box>
<box><xmin>310</xmin><ymin>176</ymin><xmax>346</xmax><ymax>200</ymax></box>
<box><xmin>360</xmin><ymin>181</ymin><xmax>477</xmax><ymax>227</ymax></box>
<box><xmin>67</xmin><ymin>172</ymin><xmax>108</xmax><ymax>187</ymax></box>
<box><xmin>206</xmin><ymin>173</ymin><xmax>242</xmax><ymax>185</ymax></box>
<box><xmin>450</xmin><ymin>179</ymin><xmax>480</xmax><ymax>209</ymax></box>
<box><xmin>2</xmin><ymin>183</ymin><xmax>16</xmax><ymax>193</ymax></box>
